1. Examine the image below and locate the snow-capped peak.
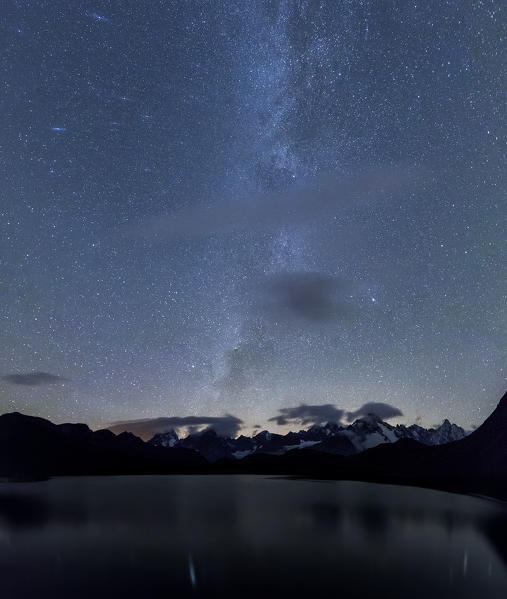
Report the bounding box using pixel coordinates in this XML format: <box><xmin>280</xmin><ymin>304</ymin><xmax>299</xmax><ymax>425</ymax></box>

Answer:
<box><xmin>149</xmin><ymin>429</ymin><xmax>179</xmax><ymax>448</ymax></box>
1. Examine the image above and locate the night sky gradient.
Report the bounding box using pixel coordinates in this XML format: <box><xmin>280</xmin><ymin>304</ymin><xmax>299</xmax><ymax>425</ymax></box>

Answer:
<box><xmin>1</xmin><ymin>1</ymin><xmax>505</xmax><ymax>435</ymax></box>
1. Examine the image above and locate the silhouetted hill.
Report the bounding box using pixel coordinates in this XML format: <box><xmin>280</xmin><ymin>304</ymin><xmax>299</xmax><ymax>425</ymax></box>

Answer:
<box><xmin>457</xmin><ymin>391</ymin><xmax>506</xmax><ymax>462</ymax></box>
<box><xmin>435</xmin><ymin>391</ymin><xmax>507</xmax><ymax>480</ymax></box>
<box><xmin>0</xmin><ymin>412</ymin><xmax>206</xmax><ymax>479</ymax></box>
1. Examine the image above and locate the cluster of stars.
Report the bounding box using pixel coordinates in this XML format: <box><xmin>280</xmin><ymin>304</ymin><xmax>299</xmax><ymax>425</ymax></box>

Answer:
<box><xmin>0</xmin><ymin>1</ymin><xmax>504</xmax><ymax>432</ymax></box>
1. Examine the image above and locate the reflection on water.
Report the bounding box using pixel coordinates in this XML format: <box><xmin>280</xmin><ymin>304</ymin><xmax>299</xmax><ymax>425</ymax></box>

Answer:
<box><xmin>0</xmin><ymin>476</ymin><xmax>506</xmax><ymax>598</ymax></box>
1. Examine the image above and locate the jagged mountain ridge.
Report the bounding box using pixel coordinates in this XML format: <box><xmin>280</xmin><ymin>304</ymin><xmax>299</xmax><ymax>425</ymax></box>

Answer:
<box><xmin>150</xmin><ymin>429</ymin><xmax>178</xmax><ymax>448</ymax></box>
<box><xmin>148</xmin><ymin>414</ymin><xmax>467</xmax><ymax>462</ymax></box>
<box><xmin>0</xmin><ymin>412</ymin><xmax>206</xmax><ymax>479</ymax></box>
<box><xmin>0</xmin><ymin>391</ymin><xmax>504</xmax><ymax>499</ymax></box>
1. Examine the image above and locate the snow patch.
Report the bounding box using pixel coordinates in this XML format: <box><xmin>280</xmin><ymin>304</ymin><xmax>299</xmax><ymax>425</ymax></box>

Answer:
<box><xmin>379</xmin><ymin>423</ymin><xmax>399</xmax><ymax>443</ymax></box>
<box><xmin>233</xmin><ymin>450</ymin><xmax>253</xmax><ymax>459</ymax></box>
<box><xmin>283</xmin><ymin>440</ymin><xmax>320</xmax><ymax>451</ymax></box>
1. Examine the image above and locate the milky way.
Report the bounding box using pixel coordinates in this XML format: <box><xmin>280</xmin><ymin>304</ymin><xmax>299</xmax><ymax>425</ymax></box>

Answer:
<box><xmin>1</xmin><ymin>1</ymin><xmax>505</xmax><ymax>433</ymax></box>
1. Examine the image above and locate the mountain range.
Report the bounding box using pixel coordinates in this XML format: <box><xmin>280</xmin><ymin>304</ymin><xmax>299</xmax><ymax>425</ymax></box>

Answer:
<box><xmin>148</xmin><ymin>414</ymin><xmax>467</xmax><ymax>462</ymax></box>
<box><xmin>0</xmin><ymin>391</ymin><xmax>505</xmax><ymax>500</ymax></box>
<box><xmin>215</xmin><ymin>391</ymin><xmax>507</xmax><ymax>500</ymax></box>
<box><xmin>0</xmin><ymin>412</ymin><xmax>206</xmax><ymax>480</ymax></box>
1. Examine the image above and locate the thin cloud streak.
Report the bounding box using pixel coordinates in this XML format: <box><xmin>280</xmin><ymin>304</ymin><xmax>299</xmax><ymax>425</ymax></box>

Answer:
<box><xmin>132</xmin><ymin>166</ymin><xmax>417</xmax><ymax>241</ymax></box>
<box><xmin>2</xmin><ymin>372</ymin><xmax>68</xmax><ymax>386</ymax></box>
<box><xmin>108</xmin><ymin>414</ymin><xmax>244</xmax><ymax>440</ymax></box>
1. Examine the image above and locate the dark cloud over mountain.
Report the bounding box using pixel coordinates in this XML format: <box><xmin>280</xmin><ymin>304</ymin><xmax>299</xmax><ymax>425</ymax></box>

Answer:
<box><xmin>108</xmin><ymin>414</ymin><xmax>243</xmax><ymax>440</ymax></box>
<box><xmin>268</xmin><ymin>404</ymin><xmax>345</xmax><ymax>427</ymax></box>
<box><xmin>346</xmin><ymin>402</ymin><xmax>404</xmax><ymax>422</ymax></box>
<box><xmin>269</xmin><ymin>401</ymin><xmax>404</xmax><ymax>427</ymax></box>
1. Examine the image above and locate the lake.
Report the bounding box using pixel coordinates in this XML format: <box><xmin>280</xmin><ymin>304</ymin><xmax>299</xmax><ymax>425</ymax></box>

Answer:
<box><xmin>0</xmin><ymin>475</ymin><xmax>506</xmax><ymax>598</ymax></box>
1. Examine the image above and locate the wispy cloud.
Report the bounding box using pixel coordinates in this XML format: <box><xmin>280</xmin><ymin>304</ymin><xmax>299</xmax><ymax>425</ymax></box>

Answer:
<box><xmin>346</xmin><ymin>402</ymin><xmax>403</xmax><ymax>422</ymax></box>
<box><xmin>108</xmin><ymin>414</ymin><xmax>243</xmax><ymax>440</ymax></box>
<box><xmin>2</xmin><ymin>372</ymin><xmax>68</xmax><ymax>386</ymax></box>
<box><xmin>268</xmin><ymin>404</ymin><xmax>345</xmax><ymax>427</ymax></box>
<box><xmin>132</xmin><ymin>166</ymin><xmax>416</xmax><ymax>241</ymax></box>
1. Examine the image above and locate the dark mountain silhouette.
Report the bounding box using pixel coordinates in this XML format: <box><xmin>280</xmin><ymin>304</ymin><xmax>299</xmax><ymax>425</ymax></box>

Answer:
<box><xmin>346</xmin><ymin>391</ymin><xmax>507</xmax><ymax>498</ymax></box>
<box><xmin>216</xmin><ymin>391</ymin><xmax>507</xmax><ymax>499</ymax></box>
<box><xmin>0</xmin><ymin>391</ymin><xmax>505</xmax><ymax>499</ymax></box>
<box><xmin>177</xmin><ymin>429</ymin><xmax>237</xmax><ymax>462</ymax></box>
<box><xmin>442</xmin><ymin>390</ymin><xmax>507</xmax><ymax>477</ymax></box>
<box><xmin>0</xmin><ymin>412</ymin><xmax>206</xmax><ymax>480</ymax></box>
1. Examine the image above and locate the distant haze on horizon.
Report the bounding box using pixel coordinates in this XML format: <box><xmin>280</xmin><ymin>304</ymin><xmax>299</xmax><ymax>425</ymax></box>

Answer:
<box><xmin>1</xmin><ymin>2</ymin><xmax>505</xmax><ymax>433</ymax></box>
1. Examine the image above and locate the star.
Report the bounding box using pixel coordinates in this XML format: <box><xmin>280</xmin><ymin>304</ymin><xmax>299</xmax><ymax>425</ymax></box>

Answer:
<box><xmin>0</xmin><ymin>1</ymin><xmax>503</xmax><ymax>433</ymax></box>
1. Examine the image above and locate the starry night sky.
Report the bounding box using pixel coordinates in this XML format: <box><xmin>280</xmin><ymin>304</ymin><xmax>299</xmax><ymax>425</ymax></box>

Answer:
<box><xmin>1</xmin><ymin>1</ymin><xmax>505</xmax><ymax>434</ymax></box>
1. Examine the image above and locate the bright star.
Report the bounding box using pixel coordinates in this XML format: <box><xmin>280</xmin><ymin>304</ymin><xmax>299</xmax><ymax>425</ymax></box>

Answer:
<box><xmin>85</xmin><ymin>12</ymin><xmax>110</xmax><ymax>23</ymax></box>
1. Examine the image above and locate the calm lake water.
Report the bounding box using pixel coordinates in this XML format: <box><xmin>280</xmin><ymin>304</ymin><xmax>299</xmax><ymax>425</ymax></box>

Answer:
<box><xmin>0</xmin><ymin>475</ymin><xmax>506</xmax><ymax>598</ymax></box>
